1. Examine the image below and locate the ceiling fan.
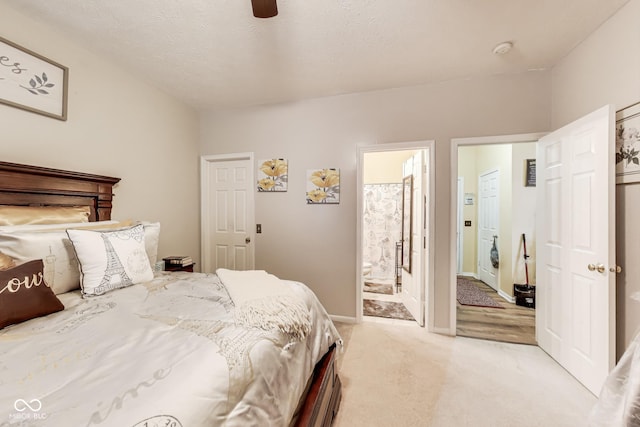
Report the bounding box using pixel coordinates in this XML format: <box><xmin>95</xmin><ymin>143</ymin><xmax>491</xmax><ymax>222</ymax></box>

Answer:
<box><xmin>251</xmin><ymin>0</ymin><xmax>278</xmax><ymax>18</ymax></box>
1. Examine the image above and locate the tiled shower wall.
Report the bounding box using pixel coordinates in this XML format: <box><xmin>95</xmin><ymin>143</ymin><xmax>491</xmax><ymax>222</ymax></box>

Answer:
<box><xmin>363</xmin><ymin>183</ymin><xmax>402</xmax><ymax>281</ymax></box>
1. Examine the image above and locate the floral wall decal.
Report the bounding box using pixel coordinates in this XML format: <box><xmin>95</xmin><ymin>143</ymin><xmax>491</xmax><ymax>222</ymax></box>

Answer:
<box><xmin>0</xmin><ymin>37</ymin><xmax>68</xmax><ymax>121</ymax></box>
<box><xmin>306</xmin><ymin>168</ymin><xmax>340</xmax><ymax>204</ymax></box>
<box><xmin>616</xmin><ymin>102</ymin><xmax>640</xmax><ymax>184</ymax></box>
<box><xmin>257</xmin><ymin>158</ymin><xmax>288</xmax><ymax>192</ymax></box>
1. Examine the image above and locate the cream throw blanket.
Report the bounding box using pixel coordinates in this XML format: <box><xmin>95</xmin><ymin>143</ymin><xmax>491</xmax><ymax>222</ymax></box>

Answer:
<box><xmin>216</xmin><ymin>269</ymin><xmax>311</xmax><ymax>340</ymax></box>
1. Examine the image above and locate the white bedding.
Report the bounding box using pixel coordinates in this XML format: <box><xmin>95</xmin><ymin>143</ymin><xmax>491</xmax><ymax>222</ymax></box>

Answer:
<box><xmin>589</xmin><ymin>329</ymin><xmax>640</xmax><ymax>426</ymax></box>
<box><xmin>0</xmin><ymin>271</ymin><xmax>341</xmax><ymax>426</ymax></box>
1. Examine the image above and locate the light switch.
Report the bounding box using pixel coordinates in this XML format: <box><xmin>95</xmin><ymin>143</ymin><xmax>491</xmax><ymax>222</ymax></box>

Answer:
<box><xmin>465</xmin><ymin>220</ymin><xmax>472</xmax><ymax>227</ymax></box>
<box><xmin>256</xmin><ymin>224</ymin><xmax>262</xmax><ymax>233</ymax></box>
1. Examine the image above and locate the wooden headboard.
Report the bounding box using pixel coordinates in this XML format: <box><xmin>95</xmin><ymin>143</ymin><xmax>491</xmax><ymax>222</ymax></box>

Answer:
<box><xmin>0</xmin><ymin>161</ymin><xmax>121</xmax><ymax>221</ymax></box>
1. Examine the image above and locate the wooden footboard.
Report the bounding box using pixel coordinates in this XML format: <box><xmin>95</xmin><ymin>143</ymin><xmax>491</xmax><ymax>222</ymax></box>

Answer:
<box><xmin>292</xmin><ymin>344</ymin><xmax>342</xmax><ymax>427</ymax></box>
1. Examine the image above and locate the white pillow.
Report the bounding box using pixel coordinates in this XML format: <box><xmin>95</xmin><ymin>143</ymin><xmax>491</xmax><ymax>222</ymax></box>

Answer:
<box><xmin>0</xmin><ymin>220</ymin><xmax>132</xmax><ymax>295</ymax></box>
<box><xmin>140</xmin><ymin>222</ymin><xmax>160</xmax><ymax>267</ymax></box>
<box><xmin>0</xmin><ymin>229</ymin><xmax>82</xmax><ymax>295</ymax></box>
<box><xmin>67</xmin><ymin>224</ymin><xmax>153</xmax><ymax>297</ymax></box>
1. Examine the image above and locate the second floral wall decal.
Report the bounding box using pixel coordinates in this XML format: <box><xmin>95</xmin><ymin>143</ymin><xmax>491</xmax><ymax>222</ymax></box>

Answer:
<box><xmin>306</xmin><ymin>168</ymin><xmax>340</xmax><ymax>204</ymax></box>
<box><xmin>257</xmin><ymin>159</ymin><xmax>288</xmax><ymax>191</ymax></box>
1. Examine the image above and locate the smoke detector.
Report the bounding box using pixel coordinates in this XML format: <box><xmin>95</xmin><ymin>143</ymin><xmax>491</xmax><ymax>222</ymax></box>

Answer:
<box><xmin>492</xmin><ymin>41</ymin><xmax>513</xmax><ymax>55</ymax></box>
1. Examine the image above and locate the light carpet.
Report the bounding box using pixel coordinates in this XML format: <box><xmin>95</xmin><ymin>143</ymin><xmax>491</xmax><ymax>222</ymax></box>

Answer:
<box><xmin>332</xmin><ymin>321</ymin><xmax>596</xmax><ymax>427</ymax></box>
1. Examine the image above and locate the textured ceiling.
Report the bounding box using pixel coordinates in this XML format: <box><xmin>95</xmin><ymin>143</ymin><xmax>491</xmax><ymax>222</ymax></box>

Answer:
<box><xmin>4</xmin><ymin>0</ymin><xmax>630</xmax><ymax>111</ymax></box>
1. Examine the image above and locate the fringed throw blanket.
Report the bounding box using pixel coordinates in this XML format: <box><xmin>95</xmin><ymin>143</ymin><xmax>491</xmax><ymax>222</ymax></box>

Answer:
<box><xmin>216</xmin><ymin>269</ymin><xmax>311</xmax><ymax>340</ymax></box>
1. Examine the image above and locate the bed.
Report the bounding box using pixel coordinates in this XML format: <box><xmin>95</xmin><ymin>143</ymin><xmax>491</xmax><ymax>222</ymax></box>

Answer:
<box><xmin>0</xmin><ymin>161</ymin><xmax>342</xmax><ymax>427</ymax></box>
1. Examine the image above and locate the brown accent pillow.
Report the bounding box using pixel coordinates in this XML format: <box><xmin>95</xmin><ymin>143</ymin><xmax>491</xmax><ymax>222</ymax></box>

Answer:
<box><xmin>0</xmin><ymin>259</ymin><xmax>64</xmax><ymax>329</ymax></box>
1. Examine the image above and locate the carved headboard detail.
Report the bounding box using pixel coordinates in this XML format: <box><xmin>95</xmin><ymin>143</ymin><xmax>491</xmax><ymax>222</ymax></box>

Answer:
<box><xmin>0</xmin><ymin>161</ymin><xmax>121</xmax><ymax>221</ymax></box>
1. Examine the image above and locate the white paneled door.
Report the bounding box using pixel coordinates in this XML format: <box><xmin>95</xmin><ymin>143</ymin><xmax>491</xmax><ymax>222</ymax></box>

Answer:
<box><xmin>402</xmin><ymin>151</ymin><xmax>427</xmax><ymax>326</ymax></box>
<box><xmin>536</xmin><ymin>105</ymin><xmax>615</xmax><ymax>396</ymax></box>
<box><xmin>201</xmin><ymin>154</ymin><xmax>255</xmax><ymax>273</ymax></box>
<box><xmin>477</xmin><ymin>169</ymin><xmax>499</xmax><ymax>290</ymax></box>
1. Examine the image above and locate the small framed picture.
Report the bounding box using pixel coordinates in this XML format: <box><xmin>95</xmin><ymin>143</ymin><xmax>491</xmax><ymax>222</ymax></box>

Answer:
<box><xmin>306</xmin><ymin>168</ymin><xmax>340</xmax><ymax>204</ymax></box>
<box><xmin>257</xmin><ymin>159</ymin><xmax>288</xmax><ymax>192</ymax></box>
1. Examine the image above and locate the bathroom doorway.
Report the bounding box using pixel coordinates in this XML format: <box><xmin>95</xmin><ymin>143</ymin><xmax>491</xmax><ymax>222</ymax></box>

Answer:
<box><xmin>356</xmin><ymin>141</ymin><xmax>435</xmax><ymax>328</ymax></box>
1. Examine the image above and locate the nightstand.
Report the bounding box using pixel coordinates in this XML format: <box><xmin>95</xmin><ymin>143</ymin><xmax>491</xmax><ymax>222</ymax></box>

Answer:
<box><xmin>164</xmin><ymin>263</ymin><xmax>195</xmax><ymax>272</ymax></box>
<box><xmin>163</xmin><ymin>256</ymin><xmax>195</xmax><ymax>272</ymax></box>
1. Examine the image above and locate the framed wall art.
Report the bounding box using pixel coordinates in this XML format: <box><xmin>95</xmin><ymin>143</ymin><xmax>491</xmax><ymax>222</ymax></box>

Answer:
<box><xmin>306</xmin><ymin>168</ymin><xmax>340</xmax><ymax>204</ymax></box>
<box><xmin>257</xmin><ymin>158</ymin><xmax>288</xmax><ymax>192</ymax></box>
<box><xmin>616</xmin><ymin>101</ymin><xmax>640</xmax><ymax>184</ymax></box>
<box><xmin>0</xmin><ymin>36</ymin><xmax>68</xmax><ymax>121</ymax></box>
<box><xmin>401</xmin><ymin>175</ymin><xmax>413</xmax><ymax>273</ymax></box>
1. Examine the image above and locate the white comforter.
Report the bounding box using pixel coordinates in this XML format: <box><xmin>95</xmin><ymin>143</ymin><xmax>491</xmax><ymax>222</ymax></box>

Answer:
<box><xmin>0</xmin><ymin>272</ymin><xmax>341</xmax><ymax>427</ymax></box>
<box><xmin>589</xmin><ymin>329</ymin><xmax>640</xmax><ymax>426</ymax></box>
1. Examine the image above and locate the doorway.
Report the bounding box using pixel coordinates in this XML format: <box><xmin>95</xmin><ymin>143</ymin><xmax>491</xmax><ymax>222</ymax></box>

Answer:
<box><xmin>454</xmin><ymin>137</ymin><xmax>540</xmax><ymax>345</ymax></box>
<box><xmin>200</xmin><ymin>153</ymin><xmax>256</xmax><ymax>273</ymax></box>
<box><xmin>356</xmin><ymin>141</ymin><xmax>435</xmax><ymax>329</ymax></box>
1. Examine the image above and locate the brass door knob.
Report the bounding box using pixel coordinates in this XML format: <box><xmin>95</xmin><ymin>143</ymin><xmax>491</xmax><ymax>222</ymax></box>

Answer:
<box><xmin>587</xmin><ymin>264</ymin><xmax>606</xmax><ymax>273</ymax></box>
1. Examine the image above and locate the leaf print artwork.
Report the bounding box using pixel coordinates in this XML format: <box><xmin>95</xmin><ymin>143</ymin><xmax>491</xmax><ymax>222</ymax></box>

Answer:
<box><xmin>257</xmin><ymin>159</ymin><xmax>288</xmax><ymax>192</ymax></box>
<box><xmin>306</xmin><ymin>168</ymin><xmax>340</xmax><ymax>204</ymax></box>
<box><xmin>21</xmin><ymin>72</ymin><xmax>55</xmax><ymax>95</ymax></box>
<box><xmin>0</xmin><ymin>36</ymin><xmax>68</xmax><ymax>120</ymax></box>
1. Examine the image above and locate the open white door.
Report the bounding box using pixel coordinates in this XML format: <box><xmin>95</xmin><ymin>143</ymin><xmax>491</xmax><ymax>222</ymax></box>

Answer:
<box><xmin>201</xmin><ymin>154</ymin><xmax>255</xmax><ymax>273</ymax></box>
<box><xmin>401</xmin><ymin>151</ymin><xmax>426</xmax><ymax>326</ymax></box>
<box><xmin>477</xmin><ymin>169</ymin><xmax>499</xmax><ymax>290</ymax></box>
<box><xmin>536</xmin><ymin>105</ymin><xmax>615</xmax><ymax>396</ymax></box>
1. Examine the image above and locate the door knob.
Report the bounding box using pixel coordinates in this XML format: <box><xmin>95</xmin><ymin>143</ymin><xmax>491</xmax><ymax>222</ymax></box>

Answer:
<box><xmin>609</xmin><ymin>265</ymin><xmax>622</xmax><ymax>273</ymax></box>
<box><xmin>587</xmin><ymin>264</ymin><xmax>606</xmax><ymax>273</ymax></box>
<box><xmin>245</xmin><ymin>237</ymin><xmax>251</xmax><ymax>244</ymax></box>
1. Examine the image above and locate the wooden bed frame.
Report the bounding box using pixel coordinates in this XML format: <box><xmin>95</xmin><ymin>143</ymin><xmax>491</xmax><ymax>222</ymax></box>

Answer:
<box><xmin>0</xmin><ymin>160</ymin><xmax>341</xmax><ymax>427</ymax></box>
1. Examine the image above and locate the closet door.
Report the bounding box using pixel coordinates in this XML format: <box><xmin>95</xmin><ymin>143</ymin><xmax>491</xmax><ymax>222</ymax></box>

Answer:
<box><xmin>201</xmin><ymin>154</ymin><xmax>255</xmax><ymax>272</ymax></box>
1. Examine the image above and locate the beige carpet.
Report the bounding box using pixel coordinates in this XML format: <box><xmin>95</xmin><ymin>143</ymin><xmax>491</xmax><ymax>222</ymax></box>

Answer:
<box><xmin>332</xmin><ymin>320</ymin><xmax>597</xmax><ymax>427</ymax></box>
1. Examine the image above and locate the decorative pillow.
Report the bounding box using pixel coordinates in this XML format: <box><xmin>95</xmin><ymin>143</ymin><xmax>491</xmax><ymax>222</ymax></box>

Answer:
<box><xmin>66</xmin><ymin>224</ymin><xmax>154</xmax><ymax>297</ymax></box>
<box><xmin>0</xmin><ymin>229</ymin><xmax>81</xmax><ymax>295</ymax></box>
<box><xmin>0</xmin><ymin>220</ymin><xmax>155</xmax><ymax>295</ymax></box>
<box><xmin>0</xmin><ymin>205</ymin><xmax>90</xmax><ymax>226</ymax></box>
<box><xmin>0</xmin><ymin>259</ymin><xmax>64</xmax><ymax>329</ymax></box>
<box><xmin>140</xmin><ymin>222</ymin><xmax>161</xmax><ymax>267</ymax></box>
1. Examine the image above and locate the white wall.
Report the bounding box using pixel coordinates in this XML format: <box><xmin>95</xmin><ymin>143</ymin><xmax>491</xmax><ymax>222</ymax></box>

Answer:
<box><xmin>0</xmin><ymin>4</ymin><xmax>201</xmax><ymax>265</ymax></box>
<box><xmin>551</xmin><ymin>0</ymin><xmax>640</xmax><ymax>356</ymax></box>
<box><xmin>200</xmin><ymin>71</ymin><xmax>551</xmax><ymax>325</ymax></box>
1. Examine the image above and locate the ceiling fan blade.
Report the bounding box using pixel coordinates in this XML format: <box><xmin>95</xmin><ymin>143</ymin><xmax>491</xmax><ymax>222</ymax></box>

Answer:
<box><xmin>251</xmin><ymin>0</ymin><xmax>278</xmax><ymax>18</ymax></box>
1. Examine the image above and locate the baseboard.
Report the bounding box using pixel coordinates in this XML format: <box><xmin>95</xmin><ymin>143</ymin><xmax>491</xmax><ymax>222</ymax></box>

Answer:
<box><xmin>458</xmin><ymin>272</ymin><xmax>478</xmax><ymax>279</ymax></box>
<box><xmin>498</xmin><ymin>289</ymin><xmax>515</xmax><ymax>303</ymax></box>
<box><xmin>430</xmin><ymin>326</ymin><xmax>455</xmax><ymax>336</ymax></box>
<box><xmin>330</xmin><ymin>315</ymin><xmax>357</xmax><ymax>324</ymax></box>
